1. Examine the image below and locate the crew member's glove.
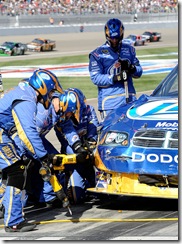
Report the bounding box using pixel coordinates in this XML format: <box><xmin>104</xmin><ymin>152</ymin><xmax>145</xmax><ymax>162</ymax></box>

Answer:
<box><xmin>113</xmin><ymin>71</ymin><xmax>127</xmax><ymax>83</ymax></box>
<box><xmin>119</xmin><ymin>59</ymin><xmax>136</xmax><ymax>74</ymax></box>
<box><xmin>39</xmin><ymin>154</ymin><xmax>57</xmax><ymax>181</ymax></box>
<box><xmin>84</xmin><ymin>138</ymin><xmax>97</xmax><ymax>153</ymax></box>
<box><xmin>41</xmin><ymin>154</ymin><xmax>57</xmax><ymax>168</ymax></box>
<box><xmin>72</xmin><ymin>141</ymin><xmax>88</xmax><ymax>163</ymax></box>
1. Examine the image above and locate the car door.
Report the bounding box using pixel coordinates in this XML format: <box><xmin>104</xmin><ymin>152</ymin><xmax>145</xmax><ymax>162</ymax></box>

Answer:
<box><xmin>15</xmin><ymin>43</ymin><xmax>21</xmax><ymax>55</ymax></box>
<box><xmin>44</xmin><ymin>40</ymin><xmax>50</xmax><ymax>50</ymax></box>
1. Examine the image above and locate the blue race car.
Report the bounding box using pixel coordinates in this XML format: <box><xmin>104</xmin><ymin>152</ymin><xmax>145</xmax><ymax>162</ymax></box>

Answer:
<box><xmin>88</xmin><ymin>64</ymin><xmax>178</xmax><ymax>199</ymax></box>
<box><xmin>122</xmin><ymin>34</ymin><xmax>145</xmax><ymax>46</ymax></box>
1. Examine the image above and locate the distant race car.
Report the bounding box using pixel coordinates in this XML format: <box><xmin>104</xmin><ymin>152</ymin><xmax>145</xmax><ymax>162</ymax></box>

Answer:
<box><xmin>122</xmin><ymin>34</ymin><xmax>145</xmax><ymax>46</ymax></box>
<box><xmin>0</xmin><ymin>42</ymin><xmax>27</xmax><ymax>56</ymax></box>
<box><xmin>88</xmin><ymin>64</ymin><xmax>178</xmax><ymax>199</ymax></box>
<box><xmin>27</xmin><ymin>38</ymin><xmax>56</xmax><ymax>52</ymax></box>
<box><xmin>141</xmin><ymin>31</ymin><xmax>161</xmax><ymax>42</ymax></box>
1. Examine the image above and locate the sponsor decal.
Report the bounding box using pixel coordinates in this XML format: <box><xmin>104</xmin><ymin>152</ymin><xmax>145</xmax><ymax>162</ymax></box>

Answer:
<box><xmin>155</xmin><ymin>121</ymin><xmax>178</xmax><ymax>129</ymax></box>
<box><xmin>71</xmin><ymin>135</ymin><xmax>79</xmax><ymax>143</ymax></box>
<box><xmin>121</xmin><ymin>48</ymin><xmax>130</xmax><ymax>55</ymax></box>
<box><xmin>109</xmin><ymin>61</ymin><xmax>121</xmax><ymax>75</ymax></box>
<box><xmin>127</xmin><ymin>100</ymin><xmax>178</xmax><ymax>120</ymax></box>
<box><xmin>70</xmin><ymin>93</ymin><xmax>76</xmax><ymax>103</ymax></box>
<box><xmin>101</xmin><ymin>49</ymin><xmax>109</xmax><ymax>54</ymax></box>
<box><xmin>91</xmin><ymin>61</ymin><xmax>97</xmax><ymax>67</ymax></box>
<box><xmin>111</xmin><ymin>32</ymin><xmax>118</xmax><ymax>37</ymax></box>
<box><xmin>40</xmin><ymin>73</ymin><xmax>50</xmax><ymax>80</ymax></box>
<box><xmin>93</xmin><ymin>52</ymin><xmax>99</xmax><ymax>57</ymax></box>
<box><xmin>132</xmin><ymin>152</ymin><xmax>178</xmax><ymax>163</ymax></box>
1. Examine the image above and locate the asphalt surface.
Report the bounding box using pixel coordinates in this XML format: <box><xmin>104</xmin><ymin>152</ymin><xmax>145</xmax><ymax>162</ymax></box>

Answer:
<box><xmin>0</xmin><ymin>24</ymin><xmax>179</xmax><ymax>241</ymax></box>
<box><xmin>0</xmin><ymin>25</ymin><xmax>178</xmax><ymax>60</ymax></box>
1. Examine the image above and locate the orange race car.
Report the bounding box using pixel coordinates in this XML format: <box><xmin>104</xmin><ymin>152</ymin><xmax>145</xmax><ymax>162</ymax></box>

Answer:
<box><xmin>27</xmin><ymin>38</ymin><xmax>56</xmax><ymax>52</ymax></box>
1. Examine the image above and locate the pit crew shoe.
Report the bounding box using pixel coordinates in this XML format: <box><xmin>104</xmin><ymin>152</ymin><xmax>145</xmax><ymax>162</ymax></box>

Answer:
<box><xmin>5</xmin><ymin>219</ymin><xmax>36</xmax><ymax>232</ymax></box>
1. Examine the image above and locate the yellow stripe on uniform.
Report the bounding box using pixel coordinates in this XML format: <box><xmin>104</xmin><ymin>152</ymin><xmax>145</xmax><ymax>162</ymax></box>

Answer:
<box><xmin>12</xmin><ymin>110</ymin><xmax>35</xmax><ymax>154</ymax></box>
<box><xmin>0</xmin><ymin>151</ymin><xmax>12</xmax><ymax>167</ymax></box>
<box><xmin>0</xmin><ymin>128</ymin><xmax>3</xmax><ymax>143</ymax></box>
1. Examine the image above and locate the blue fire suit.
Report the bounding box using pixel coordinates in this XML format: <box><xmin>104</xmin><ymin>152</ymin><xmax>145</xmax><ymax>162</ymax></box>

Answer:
<box><xmin>27</xmin><ymin>98</ymin><xmax>99</xmax><ymax>204</ymax></box>
<box><xmin>0</xmin><ymin>82</ymin><xmax>48</xmax><ymax>228</ymax></box>
<box><xmin>26</xmin><ymin>102</ymin><xmax>63</xmax><ymax>204</ymax></box>
<box><xmin>54</xmin><ymin>95</ymin><xmax>99</xmax><ymax>203</ymax></box>
<box><xmin>89</xmin><ymin>42</ymin><xmax>143</xmax><ymax>117</ymax></box>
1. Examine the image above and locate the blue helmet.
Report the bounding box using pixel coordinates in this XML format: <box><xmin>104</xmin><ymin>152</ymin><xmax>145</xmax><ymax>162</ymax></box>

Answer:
<box><xmin>59</xmin><ymin>90</ymin><xmax>77</xmax><ymax>115</ymax></box>
<box><xmin>105</xmin><ymin>18</ymin><xmax>124</xmax><ymax>45</ymax></box>
<box><xmin>29</xmin><ymin>69</ymin><xmax>64</xmax><ymax>109</ymax></box>
<box><xmin>67</xmin><ymin>88</ymin><xmax>86</xmax><ymax>123</ymax></box>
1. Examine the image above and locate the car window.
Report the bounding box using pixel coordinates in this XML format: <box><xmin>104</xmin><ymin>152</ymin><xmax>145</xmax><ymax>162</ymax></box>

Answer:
<box><xmin>32</xmin><ymin>39</ymin><xmax>44</xmax><ymax>44</ymax></box>
<box><xmin>3</xmin><ymin>42</ymin><xmax>14</xmax><ymax>48</ymax></box>
<box><xmin>152</xmin><ymin>65</ymin><xmax>178</xmax><ymax>97</ymax></box>
<box><xmin>143</xmin><ymin>32</ymin><xmax>151</xmax><ymax>35</ymax></box>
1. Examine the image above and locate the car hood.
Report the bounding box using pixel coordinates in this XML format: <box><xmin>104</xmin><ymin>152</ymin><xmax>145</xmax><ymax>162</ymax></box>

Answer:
<box><xmin>0</xmin><ymin>45</ymin><xmax>11</xmax><ymax>50</ymax></box>
<box><xmin>96</xmin><ymin>94</ymin><xmax>178</xmax><ymax>175</ymax></box>
<box><xmin>127</xmin><ymin>97</ymin><xmax>178</xmax><ymax>121</ymax></box>
<box><xmin>27</xmin><ymin>42</ymin><xmax>41</xmax><ymax>47</ymax></box>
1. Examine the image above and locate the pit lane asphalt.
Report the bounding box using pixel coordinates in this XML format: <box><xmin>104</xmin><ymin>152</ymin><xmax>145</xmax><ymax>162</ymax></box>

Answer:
<box><xmin>0</xmin><ymin>25</ymin><xmax>178</xmax><ymax>241</ymax></box>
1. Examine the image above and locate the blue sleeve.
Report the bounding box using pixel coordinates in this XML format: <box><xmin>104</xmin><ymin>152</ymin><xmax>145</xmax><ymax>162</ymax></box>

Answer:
<box><xmin>55</xmin><ymin>119</ymin><xmax>80</xmax><ymax>147</ymax></box>
<box><xmin>89</xmin><ymin>52</ymin><xmax>114</xmax><ymax>87</ymax></box>
<box><xmin>12</xmin><ymin>100</ymin><xmax>47</xmax><ymax>159</ymax></box>
<box><xmin>86</xmin><ymin>105</ymin><xmax>99</xmax><ymax>141</ymax></box>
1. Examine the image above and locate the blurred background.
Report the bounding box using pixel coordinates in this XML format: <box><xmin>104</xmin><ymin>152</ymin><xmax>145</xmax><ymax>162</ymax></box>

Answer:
<box><xmin>0</xmin><ymin>0</ymin><xmax>178</xmax><ymax>27</ymax></box>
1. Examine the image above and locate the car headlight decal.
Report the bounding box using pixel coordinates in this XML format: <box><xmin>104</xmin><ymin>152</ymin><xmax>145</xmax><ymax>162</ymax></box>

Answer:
<box><xmin>103</xmin><ymin>131</ymin><xmax>129</xmax><ymax>146</ymax></box>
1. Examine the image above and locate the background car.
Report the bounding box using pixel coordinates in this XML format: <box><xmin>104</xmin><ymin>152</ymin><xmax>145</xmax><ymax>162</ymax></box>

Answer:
<box><xmin>122</xmin><ymin>34</ymin><xmax>145</xmax><ymax>46</ymax></box>
<box><xmin>141</xmin><ymin>31</ymin><xmax>161</xmax><ymax>42</ymax></box>
<box><xmin>88</xmin><ymin>64</ymin><xmax>178</xmax><ymax>199</ymax></box>
<box><xmin>0</xmin><ymin>42</ymin><xmax>27</xmax><ymax>56</ymax></box>
<box><xmin>27</xmin><ymin>38</ymin><xmax>56</xmax><ymax>52</ymax></box>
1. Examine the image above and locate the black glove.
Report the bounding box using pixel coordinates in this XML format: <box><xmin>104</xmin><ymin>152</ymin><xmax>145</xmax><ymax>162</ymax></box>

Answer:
<box><xmin>72</xmin><ymin>141</ymin><xmax>88</xmax><ymax>163</ymax></box>
<box><xmin>72</xmin><ymin>140</ymin><xmax>83</xmax><ymax>153</ymax></box>
<box><xmin>119</xmin><ymin>59</ymin><xmax>136</xmax><ymax>74</ymax></box>
<box><xmin>129</xmin><ymin>64</ymin><xmax>136</xmax><ymax>74</ymax></box>
<box><xmin>119</xmin><ymin>59</ymin><xmax>131</xmax><ymax>71</ymax></box>
<box><xmin>39</xmin><ymin>154</ymin><xmax>56</xmax><ymax>181</ymax></box>
<box><xmin>113</xmin><ymin>70</ymin><xmax>127</xmax><ymax>83</ymax></box>
<box><xmin>41</xmin><ymin>154</ymin><xmax>56</xmax><ymax>169</ymax></box>
<box><xmin>85</xmin><ymin>138</ymin><xmax>97</xmax><ymax>153</ymax></box>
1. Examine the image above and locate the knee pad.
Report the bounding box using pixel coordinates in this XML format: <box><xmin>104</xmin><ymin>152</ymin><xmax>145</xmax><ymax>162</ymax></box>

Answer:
<box><xmin>3</xmin><ymin>160</ymin><xmax>33</xmax><ymax>191</ymax></box>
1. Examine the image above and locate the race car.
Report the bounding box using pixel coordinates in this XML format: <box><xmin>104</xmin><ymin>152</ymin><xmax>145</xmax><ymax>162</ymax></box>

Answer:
<box><xmin>0</xmin><ymin>42</ymin><xmax>27</xmax><ymax>56</ymax></box>
<box><xmin>141</xmin><ymin>31</ymin><xmax>161</xmax><ymax>42</ymax></box>
<box><xmin>122</xmin><ymin>34</ymin><xmax>145</xmax><ymax>46</ymax></box>
<box><xmin>27</xmin><ymin>38</ymin><xmax>56</xmax><ymax>52</ymax></box>
<box><xmin>88</xmin><ymin>64</ymin><xmax>178</xmax><ymax>199</ymax></box>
